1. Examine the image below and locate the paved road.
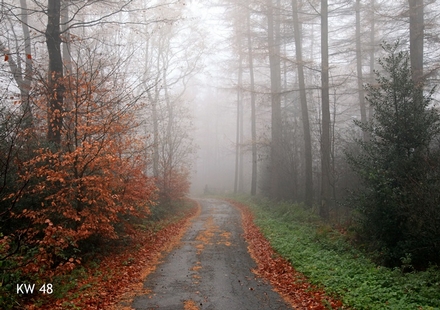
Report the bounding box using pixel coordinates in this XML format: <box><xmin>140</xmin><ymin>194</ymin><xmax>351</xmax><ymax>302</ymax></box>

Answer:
<box><xmin>131</xmin><ymin>198</ymin><xmax>291</xmax><ymax>310</ymax></box>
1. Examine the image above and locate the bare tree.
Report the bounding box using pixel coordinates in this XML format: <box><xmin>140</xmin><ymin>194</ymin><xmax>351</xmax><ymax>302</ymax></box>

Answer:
<box><xmin>408</xmin><ymin>0</ymin><xmax>424</xmax><ymax>85</ymax></box>
<box><xmin>355</xmin><ymin>0</ymin><xmax>367</xmax><ymax>141</ymax></box>
<box><xmin>368</xmin><ymin>0</ymin><xmax>376</xmax><ymax>120</ymax></box>
<box><xmin>140</xmin><ymin>17</ymin><xmax>202</xmax><ymax>201</ymax></box>
<box><xmin>246</xmin><ymin>6</ymin><xmax>258</xmax><ymax>196</ymax></box>
<box><xmin>233</xmin><ymin>39</ymin><xmax>244</xmax><ymax>194</ymax></box>
<box><xmin>267</xmin><ymin>0</ymin><xmax>282</xmax><ymax>199</ymax></box>
<box><xmin>0</xmin><ymin>0</ymin><xmax>34</xmax><ymax>127</ymax></box>
<box><xmin>45</xmin><ymin>0</ymin><xmax>64</xmax><ymax>146</ymax></box>
<box><xmin>320</xmin><ymin>0</ymin><xmax>331</xmax><ymax>220</ymax></box>
<box><xmin>292</xmin><ymin>0</ymin><xmax>313</xmax><ymax>207</ymax></box>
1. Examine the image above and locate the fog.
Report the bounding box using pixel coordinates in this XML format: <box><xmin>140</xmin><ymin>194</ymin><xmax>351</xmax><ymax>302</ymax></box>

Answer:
<box><xmin>2</xmin><ymin>0</ymin><xmax>440</xmax><ymax>204</ymax></box>
<box><xmin>167</xmin><ymin>0</ymin><xmax>440</xmax><ymax>202</ymax></box>
<box><xmin>2</xmin><ymin>1</ymin><xmax>440</xmax><ymax>306</ymax></box>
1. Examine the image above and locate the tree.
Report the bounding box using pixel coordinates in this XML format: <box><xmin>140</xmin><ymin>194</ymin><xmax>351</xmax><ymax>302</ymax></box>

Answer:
<box><xmin>368</xmin><ymin>0</ymin><xmax>376</xmax><ymax>120</ymax></box>
<box><xmin>1</xmin><ymin>50</ymin><xmax>155</xmax><ymax>275</ymax></box>
<box><xmin>140</xmin><ymin>16</ymin><xmax>201</xmax><ymax>203</ymax></box>
<box><xmin>320</xmin><ymin>0</ymin><xmax>331</xmax><ymax>219</ymax></box>
<box><xmin>355</xmin><ymin>0</ymin><xmax>368</xmax><ymax>141</ymax></box>
<box><xmin>0</xmin><ymin>0</ymin><xmax>34</xmax><ymax>127</ymax></box>
<box><xmin>234</xmin><ymin>15</ymin><xmax>244</xmax><ymax>194</ymax></box>
<box><xmin>292</xmin><ymin>0</ymin><xmax>313</xmax><ymax>207</ymax></box>
<box><xmin>246</xmin><ymin>6</ymin><xmax>258</xmax><ymax>196</ymax></box>
<box><xmin>46</xmin><ymin>0</ymin><xmax>64</xmax><ymax>146</ymax></box>
<box><xmin>0</xmin><ymin>2</ymin><xmax>191</xmax><ymax>294</ymax></box>
<box><xmin>408</xmin><ymin>0</ymin><xmax>424</xmax><ymax>85</ymax></box>
<box><xmin>267</xmin><ymin>0</ymin><xmax>283</xmax><ymax>199</ymax></box>
<box><xmin>347</xmin><ymin>43</ymin><xmax>440</xmax><ymax>268</ymax></box>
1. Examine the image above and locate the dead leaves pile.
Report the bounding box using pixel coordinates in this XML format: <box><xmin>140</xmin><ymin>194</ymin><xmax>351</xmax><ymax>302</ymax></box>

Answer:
<box><xmin>227</xmin><ymin>200</ymin><xmax>345</xmax><ymax>310</ymax></box>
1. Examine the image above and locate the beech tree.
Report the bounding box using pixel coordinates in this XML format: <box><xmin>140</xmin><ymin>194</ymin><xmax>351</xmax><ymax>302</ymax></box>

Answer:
<box><xmin>0</xmin><ymin>0</ymin><xmax>188</xmax><ymax>297</ymax></box>
<box><xmin>45</xmin><ymin>0</ymin><xmax>64</xmax><ymax>146</ymax></box>
<box><xmin>0</xmin><ymin>42</ymin><xmax>155</xmax><ymax>275</ymax></box>
<box><xmin>233</xmin><ymin>9</ymin><xmax>245</xmax><ymax>194</ymax></box>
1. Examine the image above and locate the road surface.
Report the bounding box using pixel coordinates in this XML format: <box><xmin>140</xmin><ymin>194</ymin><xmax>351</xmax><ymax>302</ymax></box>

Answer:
<box><xmin>131</xmin><ymin>198</ymin><xmax>291</xmax><ymax>310</ymax></box>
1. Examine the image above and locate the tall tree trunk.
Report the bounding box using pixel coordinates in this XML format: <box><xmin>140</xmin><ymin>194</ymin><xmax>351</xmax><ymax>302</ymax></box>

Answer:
<box><xmin>152</xmin><ymin>98</ymin><xmax>159</xmax><ymax>178</ymax></box>
<box><xmin>143</xmin><ymin>32</ymin><xmax>159</xmax><ymax>179</ymax></box>
<box><xmin>61</xmin><ymin>0</ymin><xmax>72</xmax><ymax>74</ymax></box>
<box><xmin>46</xmin><ymin>0</ymin><xmax>64</xmax><ymax>147</ymax></box>
<box><xmin>61</xmin><ymin>0</ymin><xmax>73</xmax><ymax>144</ymax></box>
<box><xmin>368</xmin><ymin>0</ymin><xmax>375</xmax><ymax>120</ymax></box>
<box><xmin>151</xmin><ymin>39</ymin><xmax>161</xmax><ymax>179</ymax></box>
<box><xmin>20</xmin><ymin>0</ymin><xmax>33</xmax><ymax>127</ymax></box>
<box><xmin>408</xmin><ymin>0</ymin><xmax>424</xmax><ymax>86</ymax></box>
<box><xmin>234</xmin><ymin>39</ymin><xmax>243</xmax><ymax>194</ymax></box>
<box><xmin>267</xmin><ymin>0</ymin><xmax>282</xmax><ymax>199</ymax></box>
<box><xmin>292</xmin><ymin>0</ymin><xmax>313</xmax><ymax>207</ymax></box>
<box><xmin>247</xmin><ymin>9</ymin><xmax>257</xmax><ymax>196</ymax></box>
<box><xmin>239</xmin><ymin>29</ymin><xmax>245</xmax><ymax>193</ymax></box>
<box><xmin>320</xmin><ymin>0</ymin><xmax>331</xmax><ymax>220</ymax></box>
<box><xmin>163</xmin><ymin>66</ymin><xmax>173</xmax><ymax>196</ymax></box>
<box><xmin>355</xmin><ymin>0</ymin><xmax>368</xmax><ymax>141</ymax></box>
<box><xmin>239</xmin><ymin>79</ymin><xmax>244</xmax><ymax>193</ymax></box>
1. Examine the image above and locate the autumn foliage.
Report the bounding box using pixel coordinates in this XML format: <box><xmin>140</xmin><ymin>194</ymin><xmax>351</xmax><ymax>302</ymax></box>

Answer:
<box><xmin>27</xmin><ymin>71</ymin><xmax>154</xmax><ymax>242</ymax></box>
<box><xmin>25</xmin><ymin>200</ymin><xmax>199</xmax><ymax>310</ymax></box>
<box><xmin>0</xmin><ymin>63</ymin><xmax>163</xmax><ymax>306</ymax></box>
<box><xmin>156</xmin><ymin>167</ymin><xmax>191</xmax><ymax>203</ymax></box>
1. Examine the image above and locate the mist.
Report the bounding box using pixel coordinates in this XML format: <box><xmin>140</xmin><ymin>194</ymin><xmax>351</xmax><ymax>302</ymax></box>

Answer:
<box><xmin>1</xmin><ymin>0</ymin><xmax>439</xmax><ymax>235</ymax></box>
<box><xmin>187</xmin><ymin>0</ymin><xmax>440</xmax><ymax>204</ymax></box>
<box><xmin>2</xmin><ymin>0</ymin><xmax>440</xmax><ymax>307</ymax></box>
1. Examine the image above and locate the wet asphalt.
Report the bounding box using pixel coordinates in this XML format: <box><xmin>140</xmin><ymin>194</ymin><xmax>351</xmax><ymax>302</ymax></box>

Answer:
<box><xmin>131</xmin><ymin>198</ymin><xmax>292</xmax><ymax>310</ymax></box>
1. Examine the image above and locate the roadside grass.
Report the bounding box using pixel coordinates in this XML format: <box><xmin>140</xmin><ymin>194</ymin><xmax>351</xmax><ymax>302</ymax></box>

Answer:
<box><xmin>231</xmin><ymin>196</ymin><xmax>440</xmax><ymax>310</ymax></box>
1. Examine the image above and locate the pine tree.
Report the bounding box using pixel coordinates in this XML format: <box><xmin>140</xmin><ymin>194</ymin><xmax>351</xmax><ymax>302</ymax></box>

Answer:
<box><xmin>347</xmin><ymin>42</ymin><xmax>440</xmax><ymax>268</ymax></box>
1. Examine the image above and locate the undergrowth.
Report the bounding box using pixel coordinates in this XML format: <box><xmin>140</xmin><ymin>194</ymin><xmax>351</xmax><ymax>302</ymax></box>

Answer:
<box><xmin>0</xmin><ymin>199</ymin><xmax>195</xmax><ymax>309</ymax></box>
<box><xmin>232</xmin><ymin>196</ymin><xmax>440</xmax><ymax>310</ymax></box>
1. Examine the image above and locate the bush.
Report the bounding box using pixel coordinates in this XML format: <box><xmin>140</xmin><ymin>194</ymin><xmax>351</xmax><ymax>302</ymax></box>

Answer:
<box><xmin>346</xmin><ymin>42</ymin><xmax>440</xmax><ymax>268</ymax></box>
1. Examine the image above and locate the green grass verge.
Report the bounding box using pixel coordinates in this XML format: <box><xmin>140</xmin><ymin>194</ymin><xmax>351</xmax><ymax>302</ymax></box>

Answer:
<box><xmin>232</xmin><ymin>196</ymin><xmax>440</xmax><ymax>310</ymax></box>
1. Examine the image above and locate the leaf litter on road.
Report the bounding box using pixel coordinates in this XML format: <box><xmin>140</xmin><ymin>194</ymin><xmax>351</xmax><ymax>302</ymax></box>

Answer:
<box><xmin>227</xmin><ymin>199</ymin><xmax>345</xmax><ymax>310</ymax></box>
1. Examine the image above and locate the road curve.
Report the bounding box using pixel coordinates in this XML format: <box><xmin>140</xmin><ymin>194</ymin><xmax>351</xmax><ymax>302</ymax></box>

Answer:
<box><xmin>131</xmin><ymin>198</ymin><xmax>292</xmax><ymax>310</ymax></box>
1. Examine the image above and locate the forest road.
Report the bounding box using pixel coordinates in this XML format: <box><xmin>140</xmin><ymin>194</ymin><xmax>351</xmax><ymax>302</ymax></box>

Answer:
<box><xmin>131</xmin><ymin>198</ymin><xmax>291</xmax><ymax>310</ymax></box>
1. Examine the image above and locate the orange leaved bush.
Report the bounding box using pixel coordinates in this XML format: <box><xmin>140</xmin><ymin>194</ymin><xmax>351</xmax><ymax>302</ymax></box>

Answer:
<box><xmin>11</xmin><ymin>68</ymin><xmax>156</xmax><ymax>275</ymax></box>
<box><xmin>156</xmin><ymin>167</ymin><xmax>191</xmax><ymax>203</ymax></box>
